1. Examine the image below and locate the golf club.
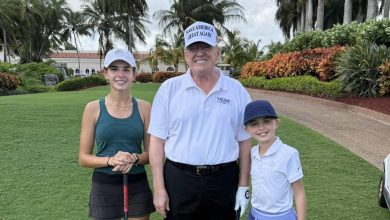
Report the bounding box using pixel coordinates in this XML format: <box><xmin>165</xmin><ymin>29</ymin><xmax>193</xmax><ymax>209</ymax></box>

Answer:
<box><xmin>235</xmin><ymin>207</ymin><xmax>241</xmax><ymax>220</ymax></box>
<box><xmin>123</xmin><ymin>173</ymin><xmax>128</xmax><ymax>220</ymax></box>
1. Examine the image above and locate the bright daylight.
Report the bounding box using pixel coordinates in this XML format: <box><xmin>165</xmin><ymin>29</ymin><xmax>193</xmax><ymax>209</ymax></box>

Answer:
<box><xmin>0</xmin><ymin>0</ymin><xmax>390</xmax><ymax>219</ymax></box>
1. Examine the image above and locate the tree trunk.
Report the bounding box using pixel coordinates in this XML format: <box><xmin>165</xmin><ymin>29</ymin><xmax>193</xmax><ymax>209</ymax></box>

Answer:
<box><xmin>384</xmin><ymin>0</ymin><xmax>390</xmax><ymax>18</ymax></box>
<box><xmin>2</xmin><ymin>26</ymin><xmax>7</xmax><ymax>62</ymax></box>
<box><xmin>300</xmin><ymin>5</ymin><xmax>306</xmax><ymax>32</ymax></box>
<box><xmin>305</xmin><ymin>0</ymin><xmax>313</xmax><ymax>32</ymax></box>
<box><xmin>73</xmin><ymin>32</ymin><xmax>81</xmax><ymax>73</ymax></box>
<box><xmin>357</xmin><ymin>1</ymin><xmax>365</xmax><ymax>23</ymax></box>
<box><xmin>128</xmin><ymin>16</ymin><xmax>133</xmax><ymax>53</ymax></box>
<box><xmin>343</xmin><ymin>0</ymin><xmax>352</xmax><ymax>24</ymax></box>
<box><xmin>366</xmin><ymin>0</ymin><xmax>377</xmax><ymax>20</ymax></box>
<box><xmin>316</xmin><ymin>0</ymin><xmax>324</xmax><ymax>30</ymax></box>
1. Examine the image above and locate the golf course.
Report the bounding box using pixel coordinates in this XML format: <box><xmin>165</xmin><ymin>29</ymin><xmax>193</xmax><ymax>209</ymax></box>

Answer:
<box><xmin>0</xmin><ymin>83</ymin><xmax>389</xmax><ymax>219</ymax></box>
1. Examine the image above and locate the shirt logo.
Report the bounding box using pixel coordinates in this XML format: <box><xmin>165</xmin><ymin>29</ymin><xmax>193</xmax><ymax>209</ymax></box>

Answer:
<box><xmin>217</xmin><ymin>97</ymin><xmax>231</xmax><ymax>104</ymax></box>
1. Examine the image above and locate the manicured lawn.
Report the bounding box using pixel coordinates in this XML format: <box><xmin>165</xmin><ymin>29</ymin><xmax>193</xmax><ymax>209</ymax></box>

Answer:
<box><xmin>0</xmin><ymin>83</ymin><xmax>388</xmax><ymax>219</ymax></box>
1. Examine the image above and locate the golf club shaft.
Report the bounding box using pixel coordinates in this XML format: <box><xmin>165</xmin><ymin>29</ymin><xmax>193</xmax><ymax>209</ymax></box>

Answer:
<box><xmin>123</xmin><ymin>174</ymin><xmax>128</xmax><ymax>220</ymax></box>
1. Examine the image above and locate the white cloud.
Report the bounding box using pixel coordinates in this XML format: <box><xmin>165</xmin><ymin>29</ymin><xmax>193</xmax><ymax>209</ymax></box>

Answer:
<box><xmin>66</xmin><ymin>0</ymin><xmax>284</xmax><ymax>52</ymax></box>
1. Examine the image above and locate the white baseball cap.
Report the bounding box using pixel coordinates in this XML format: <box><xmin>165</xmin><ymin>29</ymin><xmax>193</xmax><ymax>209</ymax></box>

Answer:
<box><xmin>184</xmin><ymin>21</ymin><xmax>218</xmax><ymax>48</ymax></box>
<box><xmin>103</xmin><ymin>48</ymin><xmax>136</xmax><ymax>68</ymax></box>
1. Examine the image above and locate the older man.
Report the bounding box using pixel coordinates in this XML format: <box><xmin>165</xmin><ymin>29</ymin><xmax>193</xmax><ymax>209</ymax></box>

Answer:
<box><xmin>148</xmin><ymin>21</ymin><xmax>252</xmax><ymax>220</ymax></box>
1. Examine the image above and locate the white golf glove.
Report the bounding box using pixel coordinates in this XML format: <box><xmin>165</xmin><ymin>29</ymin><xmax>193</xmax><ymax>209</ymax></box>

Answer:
<box><xmin>234</xmin><ymin>186</ymin><xmax>250</xmax><ymax>217</ymax></box>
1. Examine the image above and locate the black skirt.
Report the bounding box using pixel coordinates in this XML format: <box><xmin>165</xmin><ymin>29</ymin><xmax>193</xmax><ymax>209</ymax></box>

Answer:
<box><xmin>89</xmin><ymin>171</ymin><xmax>155</xmax><ymax>220</ymax></box>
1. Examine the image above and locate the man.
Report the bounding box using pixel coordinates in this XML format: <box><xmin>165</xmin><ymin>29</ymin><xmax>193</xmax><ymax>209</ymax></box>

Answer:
<box><xmin>148</xmin><ymin>21</ymin><xmax>252</xmax><ymax>220</ymax></box>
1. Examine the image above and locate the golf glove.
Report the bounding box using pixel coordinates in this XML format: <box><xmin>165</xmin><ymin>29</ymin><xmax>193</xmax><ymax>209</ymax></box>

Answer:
<box><xmin>234</xmin><ymin>186</ymin><xmax>250</xmax><ymax>217</ymax></box>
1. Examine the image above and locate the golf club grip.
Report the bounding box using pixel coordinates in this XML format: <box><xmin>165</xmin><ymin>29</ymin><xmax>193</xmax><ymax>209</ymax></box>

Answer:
<box><xmin>123</xmin><ymin>174</ymin><xmax>128</xmax><ymax>219</ymax></box>
<box><xmin>236</xmin><ymin>207</ymin><xmax>241</xmax><ymax>220</ymax></box>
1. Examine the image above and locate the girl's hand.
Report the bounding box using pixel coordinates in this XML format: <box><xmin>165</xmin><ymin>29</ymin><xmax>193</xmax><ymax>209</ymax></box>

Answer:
<box><xmin>112</xmin><ymin>163</ymin><xmax>133</xmax><ymax>173</ymax></box>
<box><xmin>109</xmin><ymin>151</ymin><xmax>132</xmax><ymax>167</ymax></box>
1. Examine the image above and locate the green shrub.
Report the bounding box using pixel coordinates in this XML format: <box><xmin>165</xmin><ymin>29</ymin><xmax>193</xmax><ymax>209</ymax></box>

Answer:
<box><xmin>135</xmin><ymin>73</ymin><xmax>153</xmax><ymax>83</ymax></box>
<box><xmin>56</xmin><ymin>76</ymin><xmax>107</xmax><ymax>91</ymax></box>
<box><xmin>152</xmin><ymin>71</ymin><xmax>183</xmax><ymax>83</ymax></box>
<box><xmin>336</xmin><ymin>42</ymin><xmax>390</xmax><ymax>97</ymax></box>
<box><xmin>23</xmin><ymin>85</ymin><xmax>52</xmax><ymax>93</ymax></box>
<box><xmin>240</xmin><ymin>75</ymin><xmax>343</xmax><ymax>98</ymax></box>
<box><xmin>0</xmin><ymin>63</ymin><xmax>14</xmax><ymax>73</ymax></box>
<box><xmin>263</xmin><ymin>19</ymin><xmax>390</xmax><ymax>59</ymax></box>
<box><xmin>17</xmin><ymin>62</ymin><xmax>63</xmax><ymax>82</ymax></box>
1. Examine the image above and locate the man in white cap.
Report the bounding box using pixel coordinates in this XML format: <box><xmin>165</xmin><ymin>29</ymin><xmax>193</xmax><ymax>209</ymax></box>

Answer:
<box><xmin>148</xmin><ymin>21</ymin><xmax>252</xmax><ymax>219</ymax></box>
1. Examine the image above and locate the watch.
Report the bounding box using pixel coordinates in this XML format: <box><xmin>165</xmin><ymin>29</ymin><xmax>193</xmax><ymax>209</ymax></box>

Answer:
<box><xmin>133</xmin><ymin>153</ymin><xmax>140</xmax><ymax>166</ymax></box>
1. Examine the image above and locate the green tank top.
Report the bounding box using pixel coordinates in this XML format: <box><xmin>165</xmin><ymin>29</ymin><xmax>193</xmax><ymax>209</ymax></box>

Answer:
<box><xmin>94</xmin><ymin>97</ymin><xmax>145</xmax><ymax>174</ymax></box>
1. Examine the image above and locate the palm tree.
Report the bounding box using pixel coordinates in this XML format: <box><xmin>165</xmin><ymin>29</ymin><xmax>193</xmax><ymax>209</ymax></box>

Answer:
<box><xmin>62</xmin><ymin>11</ymin><xmax>91</xmax><ymax>72</ymax></box>
<box><xmin>316</xmin><ymin>0</ymin><xmax>324</xmax><ymax>30</ymax></box>
<box><xmin>150</xmin><ymin>33</ymin><xmax>184</xmax><ymax>72</ymax></box>
<box><xmin>154</xmin><ymin>0</ymin><xmax>246</xmax><ymax>37</ymax></box>
<box><xmin>11</xmin><ymin>0</ymin><xmax>70</xmax><ymax>63</ymax></box>
<box><xmin>343</xmin><ymin>0</ymin><xmax>352</xmax><ymax>24</ymax></box>
<box><xmin>0</xmin><ymin>0</ymin><xmax>17</xmax><ymax>62</ymax></box>
<box><xmin>221</xmin><ymin>30</ymin><xmax>247</xmax><ymax>72</ymax></box>
<box><xmin>275</xmin><ymin>0</ymin><xmax>300</xmax><ymax>38</ymax></box>
<box><xmin>82</xmin><ymin>0</ymin><xmax>117</xmax><ymax>59</ymax></box>
<box><xmin>243</xmin><ymin>39</ymin><xmax>263</xmax><ymax>61</ymax></box>
<box><xmin>367</xmin><ymin>0</ymin><xmax>378</xmax><ymax>20</ymax></box>
<box><xmin>384</xmin><ymin>0</ymin><xmax>390</xmax><ymax>18</ymax></box>
<box><xmin>112</xmin><ymin>0</ymin><xmax>149</xmax><ymax>52</ymax></box>
<box><xmin>305</xmin><ymin>0</ymin><xmax>313</xmax><ymax>31</ymax></box>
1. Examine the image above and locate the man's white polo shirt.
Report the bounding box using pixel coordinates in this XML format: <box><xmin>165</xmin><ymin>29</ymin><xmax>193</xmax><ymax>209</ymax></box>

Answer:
<box><xmin>250</xmin><ymin>137</ymin><xmax>303</xmax><ymax>213</ymax></box>
<box><xmin>148</xmin><ymin>69</ymin><xmax>251</xmax><ymax>165</ymax></box>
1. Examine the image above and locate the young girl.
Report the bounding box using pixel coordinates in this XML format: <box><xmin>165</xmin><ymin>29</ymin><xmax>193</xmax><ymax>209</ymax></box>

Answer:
<box><xmin>79</xmin><ymin>48</ymin><xmax>155</xmax><ymax>220</ymax></box>
<box><xmin>243</xmin><ymin>100</ymin><xmax>307</xmax><ymax>220</ymax></box>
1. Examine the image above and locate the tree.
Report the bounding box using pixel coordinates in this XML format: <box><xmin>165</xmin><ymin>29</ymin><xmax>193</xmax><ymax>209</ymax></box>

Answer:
<box><xmin>221</xmin><ymin>30</ymin><xmax>262</xmax><ymax>74</ymax></box>
<box><xmin>83</xmin><ymin>0</ymin><xmax>116</xmax><ymax>58</ymax></box>
<box><xmin>275</xmin><ymin>0</ymin><xmax>300</xmax><ymax>38</ymax></box>
<box><xmin>112</xmin><ymin>0</ymin><xmax>149</xmax><ymax>52</ymax></box>
<box><xmin>343</xmin><ymin>0</ymin><xmax>352</xmax><ymax>24</ymax></box>
<box><xmin>366</xmin><ymin>0</ymin><xmax>378</xmax><ymax>20</ymax></box>
<box><xmin>62</xmin><ymin>11</ymin><xmax>91</xmax><ymax>72</ymax></box>
<box><xmin>11</xmin><ymin>0</ymin><xmax>71</xmax><ymax>63</ymax></box>
<box><xmin>0</xmin><ymin>0</ymin><xmax>17</xmax><ymax>62</ymax></box>
<box><xmin>154</xmin><ymin>0</ymin><xmax>246</xmax><ymax>37</ymax></box>
<box><xmin>305</xmin><ymin>0</ymin><xmax>313</xmax><ymax>31</ymax></box>
<box><xmin>149</xmin><ymin>33</ymin><xmax>184</xmax><ymax>73</ymax></box>
<box><xmin>316</xmin><ymin>0</ymin><xmax>324</xmax><ymax>30</ymax></box>
<box><xmin>383</xmin><ymin>0</ymin><xmax>390</xmax><ymax>18</ymax></box>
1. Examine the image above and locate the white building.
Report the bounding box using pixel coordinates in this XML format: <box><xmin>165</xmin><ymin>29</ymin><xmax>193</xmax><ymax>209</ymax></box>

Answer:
<box><xmin>48</xmin><ymin>50</ymin><xmax>186</xmax><ymax>76</ymax></box>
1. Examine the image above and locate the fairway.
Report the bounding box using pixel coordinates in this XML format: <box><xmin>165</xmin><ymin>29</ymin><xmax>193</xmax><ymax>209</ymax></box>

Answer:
<box><xmin>0</xmin><ymin>83</ymin><xmax>389</xmax><ymax>219</ymax></box>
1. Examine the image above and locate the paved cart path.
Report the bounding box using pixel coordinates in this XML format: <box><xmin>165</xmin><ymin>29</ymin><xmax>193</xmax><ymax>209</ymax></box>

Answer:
<box><xmin>247</xmin><ymin>88</ymin><xmax>390</xmax><ymax>170</ymax></box>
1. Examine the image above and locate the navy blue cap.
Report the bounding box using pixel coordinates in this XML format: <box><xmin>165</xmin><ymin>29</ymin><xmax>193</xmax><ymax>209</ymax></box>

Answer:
<box><xmin>244</xmin><ymin>100</ymin><xmax>278</xmax><ymax>124</ymax></box>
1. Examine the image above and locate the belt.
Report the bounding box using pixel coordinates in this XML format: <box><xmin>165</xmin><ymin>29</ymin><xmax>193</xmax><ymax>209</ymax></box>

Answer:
<box><xmin>166</xmin><ymin>159</ymin><xmax>236</xmax><ymax>176</ymax></box>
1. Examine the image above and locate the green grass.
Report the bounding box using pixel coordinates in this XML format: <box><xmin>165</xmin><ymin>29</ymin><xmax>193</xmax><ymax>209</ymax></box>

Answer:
<box><xmin>0</xmin><ymin>83</ymin><xmax>389</xmax><ymax>219</ymax></box>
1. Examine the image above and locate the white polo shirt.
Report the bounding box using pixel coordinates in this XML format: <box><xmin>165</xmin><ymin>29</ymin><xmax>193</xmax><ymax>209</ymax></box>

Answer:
<box><xmin>250</xmin><ymin>137</ymin><xmax>303</xmax><ymax>213</ymax></box>
<box><xmin>148</xmin><ymin>68</ymin><xmax>251</xmax><ymax>165</ymax></box>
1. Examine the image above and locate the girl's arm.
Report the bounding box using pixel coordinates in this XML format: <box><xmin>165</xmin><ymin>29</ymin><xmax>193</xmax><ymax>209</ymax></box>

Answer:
<box><xmin>138</xmin><ymin>99</ymin><xmax>152</xmax><ymax>165</ymax></box>
<box><xmin>79</xmin><ymin>101</ymin><xmax>109</xmax><ymax>168</ymax></box>
<box><xmin>292</xmin><ymin>179</ymin><xmax>307</xmax><ymax>220</ymax></box>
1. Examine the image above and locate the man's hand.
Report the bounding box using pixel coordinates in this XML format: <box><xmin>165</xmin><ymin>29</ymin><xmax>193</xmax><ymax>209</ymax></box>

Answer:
<box><xmin>234</xmin><ymin>186</ymin><xmax>250</xmax><ymax>217</ymax></box>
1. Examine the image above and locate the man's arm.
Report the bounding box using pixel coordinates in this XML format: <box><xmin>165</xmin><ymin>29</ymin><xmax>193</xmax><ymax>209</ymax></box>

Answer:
<box><xmin>149</xmin><ymin>135</ymin><xmax>169</xmax><ymax>218</ymax></box>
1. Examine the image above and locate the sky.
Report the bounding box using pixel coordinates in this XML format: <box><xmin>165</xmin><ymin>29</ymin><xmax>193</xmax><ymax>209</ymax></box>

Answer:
<box><xmin>66</xmin><ymin>0</ymin><xmax>285</xmax><ymax>52</ymax></box>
